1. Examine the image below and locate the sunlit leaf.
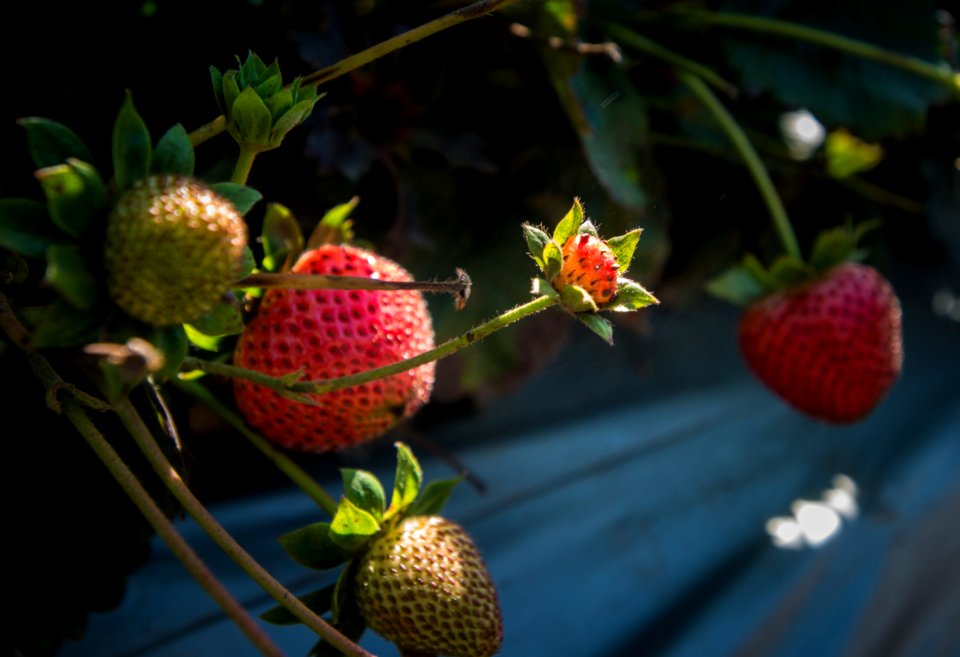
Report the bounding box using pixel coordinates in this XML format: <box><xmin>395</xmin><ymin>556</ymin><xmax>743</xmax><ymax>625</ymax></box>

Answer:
<box><xmin>341</xmin><ymin>469</ymin><xmax>386</xmax><ymax>522</ymax></box>
<box><xmin>329</xmin><ymin>498</ymin><xmax>380</xmax><ymax>551</ymax></box>
<box><xmin>386</xmin><ymin>442</ymin><xmax>423</xmax><ymax>518</ymax></box>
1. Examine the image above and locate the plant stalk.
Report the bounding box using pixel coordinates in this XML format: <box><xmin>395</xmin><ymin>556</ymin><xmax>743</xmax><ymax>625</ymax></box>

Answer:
<box><xmin>678</xmin><ymin>71</ymin><xmax>801</xmax><ymax>260</ymax></box>
<box><xmin>232</xmin><ymin>148</ymin><xmax>259</xmax><ymax>185</ymax></box>
<box><xmin>182</xmin><ymin>294</ymin><xmax>558</xmax><ymax>396</ymax></box>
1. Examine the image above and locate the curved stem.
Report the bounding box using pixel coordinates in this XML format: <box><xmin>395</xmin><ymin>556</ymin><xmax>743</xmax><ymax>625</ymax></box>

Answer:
<box><xmin>183</xmin><ymin>295</ymin><xmax>558</xmax><ymax>396</ymax></box>
<box><xmin>679</xmin><ymin>9</ymin><xmax>959</xmax><ymax>93</ymax></box>
<box><xmin>188</xmin><ymin>0</ymin><xmax>525</xmax><ymax>146</ymax></box>
<box><xmin>113</xmin><ymin>398</ymin><xmax>376</xmax><ymax>657</ymax></box>
<box><xmin>232</xmin><ymin>148</ymin><xmax>258</xmax><ymax>185</ymax></box>
<box><xmin>172</xmin><ymin>378</ymin><xmax>338</xmax><ymax>517</ymax></box>
<box><xmin>678</xmin><ymin>71</ymin><xmax>801</xmax><ymax>260</ymax></box>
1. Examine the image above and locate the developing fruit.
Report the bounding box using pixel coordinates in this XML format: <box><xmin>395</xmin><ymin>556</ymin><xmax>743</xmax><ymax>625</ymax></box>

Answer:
<box><xmin>104</xmin><ymin>175</ymin><xmax>248</xmax><ymax>326</ymax></box>
<box><xmin>551</xmin><ymin>233</ymin><xmax>619</xmax><ymax>304</ymax></box>
<box><xmin>232</xmin><ymin>244</ymin><xmax>435</xmax><ymax>452</ymax></box>
<box><xmin>738</xmin><ymin>262</ymin><xmax>903</xmax><ymax>423</ymax></box>
<box><xmin>354</xmin><ymin>515</ymin><xmax>503</xmax><ymax>657</ymax></box>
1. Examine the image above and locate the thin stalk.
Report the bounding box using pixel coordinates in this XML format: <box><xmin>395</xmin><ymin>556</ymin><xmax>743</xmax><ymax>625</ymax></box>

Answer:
<box><xmin>678</xmin><ymin>71</ymin><xmax>801</xmax><ymax>259</ymax></box>
<box><xmin>172</xmin><ymin>377</ymin><xmax>338</xmax><ymax>517</ymax></box>
<box><xmin>679</xmin><ymin>9</ymin><xmax>959</xmax><ymax>93</ymax></box>
<box><xmin>113</xmin><ymin>398</ymin><xmax>376</xmax><ymax>657</ymax></box>
<box><xmin>182</xmin><ymin>295</ymin><xmax>558</xmax><ymax>396</ymax></box>
<box><xmin>0</xmin><ymin>293</ymin><xmax>287</xmax><ymax>657</ymax></box>
<box><xmin>189</xmin><ymin>0</ymin><xmax>524</xmax><ymax>146</ymax></box>
<box><xmin>232</xmin><ymin>148</ymin><xmax>259</xmax><ymax>185</ymax></box>
<box><xmin>605</xmin><ymin>24</ymin><xmax>738</xmax><ymax>97</ymax></box>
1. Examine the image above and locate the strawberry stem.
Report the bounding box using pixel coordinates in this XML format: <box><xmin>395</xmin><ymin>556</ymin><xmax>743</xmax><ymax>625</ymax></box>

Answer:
<box><xmin>173</xmin><ymin>378</ymin><xmax>339</xmax><ymax>517</ymax></box>
<box><xmin>231</xmin><ymin>148</ymin><xmax>258</xmax><ymax>185</ymax></box>
<box><xmin>679</xmin><ymin>71</ymin><xmax>802</xmax><ymax>260</ymax></box>
<box><xmin>0</xmin><ymin>293</ymin><xmax>289</xmax><ymax>657</ymax></box>
<box><xmin>182</xmin><ymin>294</ymin><xmax>558</xmax><ymax>395</ymax></box>
<box><xmin>189</xmin><ymin>0</ymin><xmax>524</xmax><ymax>147</ymax></box>
<box><xmin>112</xmin><ymin>397</ymin><xmax>378</xmax><ymax>657</ymax></box>
<box><xmin>677</xmin><ymin>9</ymin><xmax>960</xmax><ymax>94</ymax></box>
<box><xmin>240</xmin><ymin>269</ymin><xmax>472</xmax><ymax>309</ymax></box>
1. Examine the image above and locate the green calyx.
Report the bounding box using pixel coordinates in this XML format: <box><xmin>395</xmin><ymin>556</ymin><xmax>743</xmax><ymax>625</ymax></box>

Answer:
<box><xmin>265</xmin><ymin>442</ymin><xmax>463</xmax><ymax>653</ymax></box>
<box><xmin>523</xmin><ymin>197</ymin><xmax>659</xmax><ymax>344</ymax></box>
<box><xmin>707</xmin><ymin>220</ymin><xmax>879</xmax><ymax>306</ymax></box>
<box><xmin>210</xmin><ymin>51</ymin><xmax>322</xmax><ymax>153</ymax></box>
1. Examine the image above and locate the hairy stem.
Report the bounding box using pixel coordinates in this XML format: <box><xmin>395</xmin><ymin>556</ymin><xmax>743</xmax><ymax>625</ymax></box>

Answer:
<box><xmin>679</xmin><ymin>9</ymin><xmax>959</xmax><ymax>93</ymax></box>
<box><xmin>231</xmin><ymin>148</ymin><xmax>259</xmax><ymax>185</ymax></box>
<box><xmin>113</xmin><ymin>397</ymin><xmax>376</xmax><ymax>657</ymax></box>
<box><xmin>172</xmin><ymin>378</ymin><xmax>338</xmax><ymax>517</ymax></box>
<box><xmin>189</xmin><ymin>0</ymin><xmax>525</xmax><ymax>146</ymax></box>
<box><xmin>679</xmin><ymin>71</ymin><xmax>801</xmax><ymax>260</ymax></box>
<box><xmin>183</xmin><ymin>294</ymin><xmax>558</xmax><ymax>396</ymax></box>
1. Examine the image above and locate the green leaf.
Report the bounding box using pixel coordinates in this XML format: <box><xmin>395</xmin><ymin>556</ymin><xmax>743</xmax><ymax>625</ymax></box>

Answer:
<box><xmin>239</xmin><ymin>51</ymin><xmax>267</xmax><ymax>88</ymax></box>
<box><xmin>769</xmin><ymin>254</ymin><xmax>814</xmax><ymax>287</ymax></box>
<box><xmin>825</xmin><ymin>129</ymin><xmax>884</xmax><ymax>179</ymax></box>
<box><xmin>306</xmin><ymin>197</ymin><xmax>358</xmax><ymax>249</ymax></box>
<box><xmin>329</xmin><ymin>498</ymin><xmax>380</xmax><ymax>551</ymax></box>
<box><xmin>112</xmin><ymin>93</ymin><xmax>152</xmax><ymax>190</ymax></box>
<box><xmin>808</xmin><ymin>221</ymin><xmax>878</xmax><ymax>271</ymax></box>
<box><xmin>22</xmin><ymin>300</ymin><xmax>102</xmax><ymax>348</ymax></box>
<box><xmin>17</xmin><ymin>117</ymin><xmax>93</xmax><ymax>169</ymax></box>
<box><xmin>222</xmin><ymin>73</ymin><xmax>242</xmax><ymax>114</ymax></box>
<box><xmin>559</xmin><ymin>284</ymin><xmax>598</xmax><ymax>313</ymax></box>
<box><xmin>261</xmin><ymin>585</ymin><xmax>335</xmax><ymax>626</ymax></box>
<box><xmin>254</xmin><ymin>73</ymin><xmax>283</xmax><ymax>99</ymax></box>
<box><xmin>209</xmin><ymin>66</ymin><xmax>225</xmax><ymax>111</ymax></box>
<box><xmin>522</xmin><ymin>224</ymin><xmax>551</xmax><ymax>270</ymax></box>
<box><xmin>552</xmin><ymin>198</ymin><xmax>583</xmax><ymax>246</ymax></box>
<box><xmin>262</xmin><ymin>202</ymin><xmax>304</xmax><ymax>272</ymax></box>
<box><xmin>577</xmin><ymin>312</ymin><xmax>614</xmax><ymax>344</ymax></box>
<box><xmin>607</xmin><ymin>279</ymin><xmax>658</xmax><ymax>312</ymax></box>
<box><xmin>44</xmin><ymin>245</ymin><xmax>97</xmax><ymax>309</ymax></box>
<box><xmin>531</xmin><ymin>277</ymin><xmax>560</xmax><ymax>299</ymax></box>
<box><xmin>270</xmin><ymin>98</ymin><xmax>319</xmax><ymax>145</ymax></box>
<box><xmin>279</xmin><ymin>522</ymin><xmax>353</xmax><ymax>570</ymax></box>
<box><xmin>341</xmin><ymin>469</ymin><xmax>386</xmax><ymax>522</ymax></box>
<box><xmin>35</xmin><ymin>159</ymin><xmax>106</xmax><ymax>238</ymax></box>
<box><xmin>607</xmin><ymin>229</ymin><xmax>642</xmax><ymax>274</ymax></box>
<box><xmin>386</xmin><ymin>442</ymin><xmax>423</xmax><ymax>518</ymax></box>
<box><xmin>149</xmin><ymin>324</ymin><xmax>188</xmax><ymax>380</ymax></box>
<box><xmin>187</xmin><ymin>298</ymin><xmax>243</xmax><ymax>337</ymax></box>
<box><xmin>229</xmin><ymin>86</ymin><xmax>273</xmax><ymax>147</ymax></box>
<box><xmin>153</xmin><ymin>124</ymin><xmax>195</xmax><ymax>176</ymax></box>
<box><xmin>265</xmin><ymin>88</ymin><xmax>294</xmax><ymax>122</ymax></box>
<box><xmin>542</xmin><ymin>240</ymin><xmax>563</xmax><ymax>282</ymax></box>
<box><xmin>210</xmin><ymin>182</ymin><xmax>262</xmax><ymax>216</ymax></box>
<box><xmin>183</xmin><ymin>324</ymin><xmax>222</xmax><ymax>352</ymax></box>
<box><xmin>577</xmin><ymin>220</ymin><xmax>599</xmax><ymax>238</ymax></box>
<box><xmin>0</xmin><ymin>199</ymin><xmax>65</xmax><ymax>257</ymax></box>
<box><xmin>408</xmin><ymin>477</ymin><xmax>463</xmax><ymax>517</ymax></box>
<box><xmin>705</xmin><ymin>264</ymin><xmax>768</xmax><ymax>306</ymax></box>
<box><xmin>312</xmin><ymin>562</ymin><xmax>365</xmax><ymax>656</ymax></box>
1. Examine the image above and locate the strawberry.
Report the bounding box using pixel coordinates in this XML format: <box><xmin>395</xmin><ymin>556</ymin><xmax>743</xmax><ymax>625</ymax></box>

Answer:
<box><xmin>551</xmin><ymin>233</ymin><xmax>620</xmax><ymax>304</ymax></box>
<box><xmin>104</xmin><ymin>175</ymin><xmax>248</xmax><ymax>326</ymax></box>
<box><xmin>354</xmin><ymin>515</ymin><xmax>503</xmax><ymax>657</ymax></box>
<box><xmin>232</xmin><ymin>244</ymin><xmax>435</xmax><ymax>452</ymax></box>
<box><xmin>737</xmin><ymin>262</ymin><xmax>903</xmax><ymax>423</ymax></box>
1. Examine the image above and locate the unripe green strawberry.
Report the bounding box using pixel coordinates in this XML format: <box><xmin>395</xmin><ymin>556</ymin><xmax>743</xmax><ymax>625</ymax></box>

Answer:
<box><xmin>104</xmin><ymin>175</ymin><xmax>248</xmax><ymax>326</ymax></box>
<box><xmin>354</xmin><ymin>515</ymin><xmax>503</xmax><ymax>657</ymax></box>
<box><xmin>552</xmin><ymin>233</ymin><xmax>619</xmax><ymax>304</ymax></box>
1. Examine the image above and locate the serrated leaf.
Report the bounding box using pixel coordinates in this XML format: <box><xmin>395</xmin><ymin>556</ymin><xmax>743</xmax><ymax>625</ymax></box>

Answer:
<box><xmin>329</xmin><ymin>498</ymin><xmax>380</xmax><ymax>551</ymax></box>
<box><xmin>210</xmin><ymin>182</ymin><xmax>262</xmax><ymax>216</ymax></box>
<box><xmin>607</xmin><ymin>229</ymin><xmax>642</xmax><ymax>274</ymax></box>
<box><xmin>341</xmin><ymin>469</ymin><xmax>386</xmax><ymax>522</ymax></box>
<box><xmin>112</xmin><ymin>93</ymin><xmax>152</xmax><ymax>190</ymax></box>
<box><xmin>18</xmin><ymin>117</ymin><xmax>93</xmax><ymax>169</ymax></box>
<box><xmin>769</xmin><ymin>254</ymin><xmax>814</xmax><ymax>287</ymax></box>
<box><xmin>279</xmin><ymin>522</ymin><xmax>353</xmax><ymax>570</ymax></box>
<box><xmin>0</xmin><ymin>198</ymin><xmax>64</xmax><ymax>257</ymax></box>
<box><xmin>408</xmin><ymin>477</ymin><xmax>463</xmax><ymax>517</ymax></box>
<box><xmin>229</xmin><ymin>86</ymin><xmax>273</xmax><ymax>147</ymax></box>
<box><xmin>44</xmin><ymin>245</ymin><xmax>97</xmax><ymax>309</ymax></box>
<box><xmin>522</xmin><ymin>224</ymin><xmax>551</xmax><ymax>270</ymax></box>
<box><xmin>261</xmin><ymin>585</ymin><xmax>335</xmax><ymax>626</ymax></box>
<box><xmin>705</xmin><ymin>264</ymin><xmax>768</xmax><ymax>306</ymax></box>
<box><xmin>577</xmin><ymin>312</ymin><xmax>614</xmax><ymax>344</ymax></box>
<box><xmin>22</xmin><ymin>299</ymin><xmax>102</xmax><ymax>349</ymax></box>
<box><xmin>35</xmin><ymin>159</ymin><xmax>106</xmax><ymax>238</ymax></box>
<box><xmin>187</xmin><ymin>298</ymin><xmax>243</xmax><ymax>337</ymax></box>
<box><xmin>542</xmin><ymin>240</ymin><xmax>563</xmax><ymax>282</ymax></box>
<box><xmin>553</xmin><ymin>198</ymin><xmax>583</xmax><ymax>245</ymax></box>
<box><xmin>262</xmin><ymin>202</ymin><xmax>304</xmax><ymax>272</ymax></box>
<box><xmin>386</xmin><ymin>442</ymin><xmax>424</xmax><ymax>518</ymax></box>
<box><xmin>559</xmin><ymin>284</ymin><xmax>598</xmax><ymax>313</ymax></box>
<box><xmin>608</xmin><ymin>279</ymin><xmax>658</xmax><ymax>312</ymax></box>
<box><xmin>153</xmin><ymin>124</ymin><xmax>195</xmax><ymax>176</ymax></box>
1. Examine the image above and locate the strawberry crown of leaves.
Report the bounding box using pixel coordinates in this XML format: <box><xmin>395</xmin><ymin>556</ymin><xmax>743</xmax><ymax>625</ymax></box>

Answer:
<box><xmin>262</xmin><ymin>442</ymin><xmax>463</xmax><ymax>655</ymax></box>
<box><xmin>522</xmin><ymin>198</ymin><xmax>658</xmax><ymax>343</ymax></box>
<box><xmin>706</xmin><ymin>220</ymin><xmax>881</xmax><ymax>307</ymax></box>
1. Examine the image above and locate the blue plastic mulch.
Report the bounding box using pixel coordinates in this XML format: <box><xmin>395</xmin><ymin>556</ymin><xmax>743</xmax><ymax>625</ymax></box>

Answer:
<box><xmin>60</xmin><ymin>261</ymin><xmax>960</xmax><ymax>657</ymax></box>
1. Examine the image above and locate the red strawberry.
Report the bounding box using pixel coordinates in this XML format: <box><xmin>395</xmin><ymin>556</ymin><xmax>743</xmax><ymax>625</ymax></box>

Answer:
<box><xmin>551</xmin><ymin>233</ymin><xmax>619</xmax><ymax>304</ymax></box>
<box><xmin>232</xmin><ymin>244</ymin><xmax>435</xmax><ymax>452</ymax></box>
<box><xmin>737</xmin><ymin>262</ymin><xmax>903</xmax><ymax>423</ymax></box>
